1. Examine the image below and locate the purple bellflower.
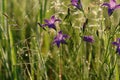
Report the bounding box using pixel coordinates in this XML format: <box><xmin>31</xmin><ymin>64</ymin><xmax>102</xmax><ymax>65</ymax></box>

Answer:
<box><xmin>102</xmin><ymin>0</ymin><xmax>120</xmax><ymax>16</ymax></box>
<box><xmin>83</xmin><ymin>36</ymin><xmax>94</xmax><ymax>43</ymax></box>
<box><xmin>71</xmin><ymin>0</ymin><xmax>82</xmax><ymax>10</ymax></box>
<box><xmin>112</xmin><ymin>38</ymin><xmax>120</xmax><ymax>54</ymax></box>
<box><xmin>40</xmin><ymin>15</ymin><xmax>61</xmax><ymax>30</ymax></box>
<box><xmin>53</xmin><ymin>31</ymin><xmax>70</xmax><ymax>48</ymax></box>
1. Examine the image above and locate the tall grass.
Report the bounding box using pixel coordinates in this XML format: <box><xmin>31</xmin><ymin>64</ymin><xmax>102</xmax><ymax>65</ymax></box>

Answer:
<box><xmin>0</xmin><ymin>0</ymin><xmax>120</xmax><ymax>80</ymax></box>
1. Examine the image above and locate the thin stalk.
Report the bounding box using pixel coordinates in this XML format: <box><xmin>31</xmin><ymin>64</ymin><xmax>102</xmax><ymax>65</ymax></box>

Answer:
<box><xmin>36</xmin><ymin>29</ymin><xmax>48</xmax><ymax>80</ymax></box>
<box><xmin>115</xmin><ymin>54</ymin><xmax>119</xmax><ymax>80</ymax></box>
<box><xmin>43</xmin><ymin>0</ymin><xmax>48</xmax><ymax>18</ymax></box>
<box><xmin>1</xmin><ymin>0</ymin><xmax>15</xmax><ymax>79</ymax></box>
<box><xmin>0</xmin><ymin>44</ymin><xmax>12</xmax><ymax>79</ymax></box>
<box><xmin>8</xmin><ymin>24</ymin><xmax>17</xmax><ymax>80</ymax></box>
<box><xmin>108</xmin><ymin>54</ymin><xmax>117</xmax><ymax>80</ymax></box>
<box><xmin>38</xmin><ymin>0</ymin><xmax>48</xmax><ymax>79</ymax></box>
<box><xmin>59</xmin><ymin>45</ymin><xmax>63</xmax><ymax>80</ymax></box>
<box><xmin>25</xmin><ymin>63</ymin><xmax>33</xmax><ymax>80</ymax></box>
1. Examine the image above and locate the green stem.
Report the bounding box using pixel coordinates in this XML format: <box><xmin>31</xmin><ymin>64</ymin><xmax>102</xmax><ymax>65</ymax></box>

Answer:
<box><xmin>8</xmin><ymin>23</ymin><xmax>17</xmax><ymax>80</ymax></box>
<box><xmin>115</xmin><ymin>54</ymin><xmax>119</xmax><ymax>80</ymax></box>
<box><xmin>59</xmin><ymin>45</ymin><xmax>63</xmax><ymax>80</ymax></box>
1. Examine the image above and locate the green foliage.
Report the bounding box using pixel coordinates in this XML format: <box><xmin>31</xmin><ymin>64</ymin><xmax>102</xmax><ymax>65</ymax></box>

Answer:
<box><xmin>0</xmin><ymin>0</ymin><xmax>120</xmax><ymax>80</ymax></box>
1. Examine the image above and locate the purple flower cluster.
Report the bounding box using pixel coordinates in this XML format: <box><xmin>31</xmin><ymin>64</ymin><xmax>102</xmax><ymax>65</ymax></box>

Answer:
<box><xmin>102</xmin><ymin>0</ymin><xmax>120</xmax><ymax>16</ymax></box>
<box><xmin>38</xmin><ymin>0</ymin><xmax>120</xmax><ymax>51</ymax></box>
<box><xmin>112</xmin><ymin>38</ymin><xmax>120</xmax><ymax>54</ymax></box>
<box><xmin>39</xmin><ymin>15</ymin><xmax>69</xmax><ymax>48</ymax></box>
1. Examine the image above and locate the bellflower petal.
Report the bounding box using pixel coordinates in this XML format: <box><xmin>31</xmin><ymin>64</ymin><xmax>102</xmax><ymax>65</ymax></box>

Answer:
<box><xmin>56</xmin><ymin>41</ymin><xmax>60</xmax><ymax>48</ymax></box>
<box><xmin>110</xmin><ymin>0</ymin><xmax>116</xmax><ymax>8</ymax></box>
<box><xmin>40</xmin><ymin>15</ymin><xmax>61</xmax><ymax>30</ymax></box>
<box><xmin>108</xmin><ymin>8</ymin><xmax>114</xmax><ymax>16</ymax></box>
<box><xmin>44</xmin><ymin>19</ymin><xmax>49</xmax><ymax>23</ymax></box>
<box><xmin>102</xmin><ymin>3</ymin><xmax>110</xmax><ymax>7</ymax></box>
<box><xmin>53</xmin><ymin>31</ymin><xmax>69</xmax><ymax>48</ymax></box>
<box><xmin>114</xmin><ymin>4</ymin><xmax>120</xmax><ymax>9</ymax></box>
<box><xmin>83</xmin><ymin>36</ymin><xmax>94</xmax><ymax>43</ymax></box>
<box><xmin>48</xmin><ymin>24</ymin><xmax>57</xmax><ymax>30</ymax></box>
<box><xmin>51</xmin><ymin>15</ymin><xmax>55</xmax><ymax>21</ymax></box>
<box><xmin>71</xmin><ymin>0</ymin><xmax>82</xmax><ymax>10</ymax></box>
<box><xmin>116</xmin><ymin>46</ymin><xmax>120</xmax><ymax>54</ymax></box>
<box><xmin>71</xmin><ymin>0</ymin><xmax>78</xmax><ymax>6</ymax></box>
<box><xmin>112</xmin><ymin>42</ymin><xmax>119</xmax><ymax>46</ymax></box>
<box><xmin>102</xmin><ymin>0</ymin><xmax>120</xmax><ymax>16</ymax></box>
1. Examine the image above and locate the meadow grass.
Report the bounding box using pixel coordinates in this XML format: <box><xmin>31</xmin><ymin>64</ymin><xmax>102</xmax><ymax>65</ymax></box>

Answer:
<box><xmin>1</xmin><ymin>0</ymin><xmax>120</xmax><ymax>80</ymax></box>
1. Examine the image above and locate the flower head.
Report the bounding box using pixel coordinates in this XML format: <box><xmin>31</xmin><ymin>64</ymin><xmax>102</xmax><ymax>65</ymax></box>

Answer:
<box><xmin>102</xmin><ymin>0</ymin><xmax>120</xmax><ymax>16</ymax></box>
<box><xmin>53</xmin><ymin>31</ymin><xmax>70</xmax><ymax>48</ymax></box>
<box><xmin>71</xmin><ymin>0</ymin><xmax>82</xmax><ymax>10</ymax></box>
<box><xmin>112</xmin><ymin>38</ymin><xmax>120</xmax><ymax>54</ymax></box>
<box><xmin>40</xmin><ymin>15</ymin><xmax>61</xmax><ymax>30</ymax></box>
<box><xmin>83</xmin><ymin>36</ymin><xmax>94</xmax><ymax>43</ymax></box>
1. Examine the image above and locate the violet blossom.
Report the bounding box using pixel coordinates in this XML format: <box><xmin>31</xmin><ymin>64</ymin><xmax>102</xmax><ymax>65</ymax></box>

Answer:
<box><xmin>40</xmin><ymin>15</ymin><xmax>61</xmax><ymax>30</ymax></box>
<box><xmin>71</xmin><ymin>0</ymin><xmax>82</xmax><ymax>10</ymax></box>
<box><xmin>112</xmin><ymin>38</ymin><xmax>120</xmax><ymax>54</ymax></box>
<box><xmin>83</xmin><ymin>36</ymin><xmax>94</xmax><ymax>43</ymax></box>
<box><xmin>53</xmin><ymin>31</ymin><xmax>70</xmax><ymax>48</ymax></box>
<box><xmin>102</xmin><ymin>0</ymin><xmax>120</xmax><ymax>16</ymax></box>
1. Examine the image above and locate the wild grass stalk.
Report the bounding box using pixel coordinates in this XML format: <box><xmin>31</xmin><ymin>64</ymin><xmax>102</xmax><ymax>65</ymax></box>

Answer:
<box><xmin>1</xmin><ymin>0</ymin><xmax>120</xmax><ymax>80</ymax></box>
<box><xmin>115</xmin><ymin>55</ymin><xmax>119</xmax><ymax>80</ymax></box>
<box><xmin>5</xmin><ymin>0</ymin><xmax>18</xmax><ymax>79</ymax></box>
<box><xmin>1</xmin><ymin>0</ymin><xmax>16</xmax><ymax>80</ymax></box>
<box><xmin>36</xmin><ymin>0</ymin><xmax>49</xmax><ymax>80</ymax></box>
<box><xmin>8</xmin><ymin>25</ymin><xmax>17</xmax><ymax>80</ymax></box>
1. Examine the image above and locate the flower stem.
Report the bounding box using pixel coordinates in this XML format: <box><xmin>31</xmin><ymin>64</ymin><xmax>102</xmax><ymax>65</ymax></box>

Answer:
<box><xmin>59</xmin><ymin>45</ymin><xmax>63</xmax><ymax>80</ymax></box>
